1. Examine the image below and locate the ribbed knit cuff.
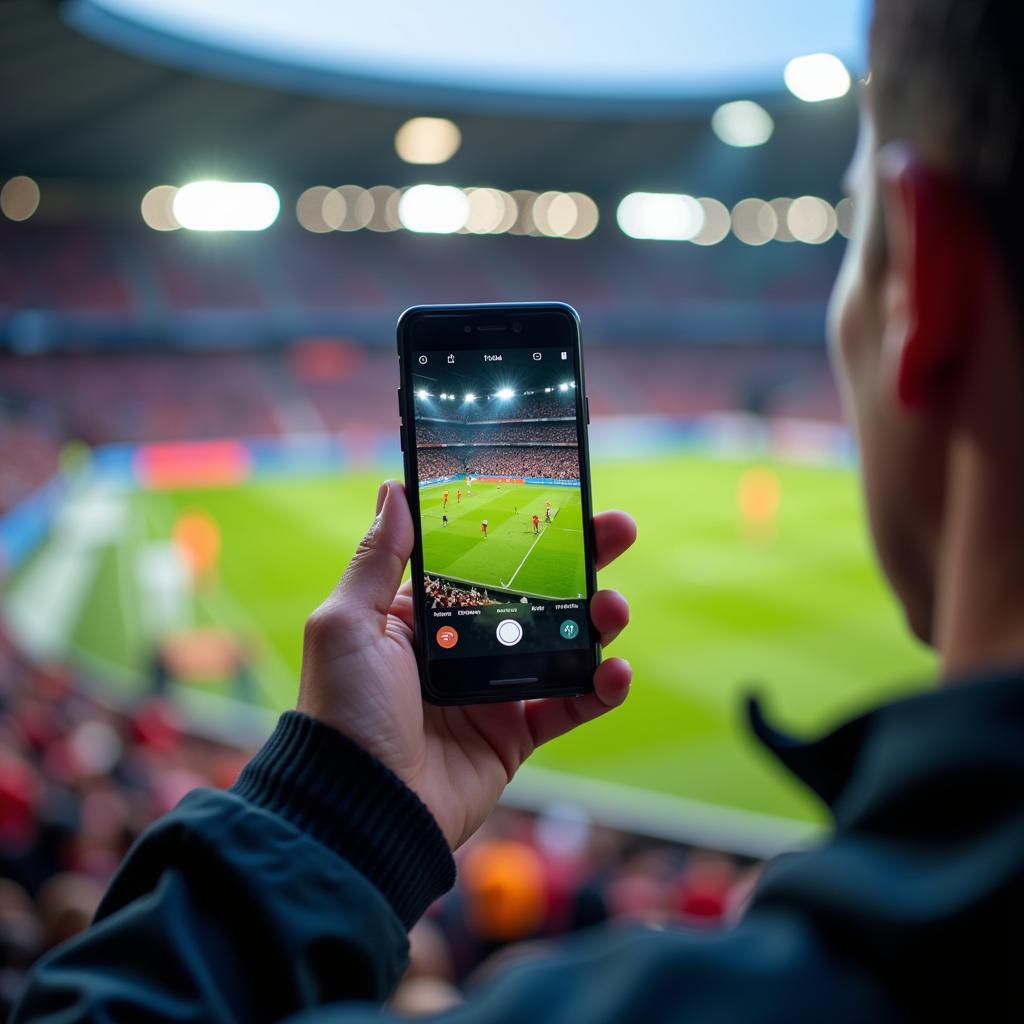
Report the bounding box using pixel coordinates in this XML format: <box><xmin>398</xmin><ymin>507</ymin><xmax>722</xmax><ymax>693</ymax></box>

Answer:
<box><xmin>231</xmin><ymin>711</ymin><xmax>455</xmax><ymax>930</ymax></box>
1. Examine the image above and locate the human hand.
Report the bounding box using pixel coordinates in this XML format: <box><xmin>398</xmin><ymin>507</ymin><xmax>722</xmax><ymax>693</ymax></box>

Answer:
<box><xmin>297</xmin><ymin>480</ymin><xmax>635</xmax><ymax>849</ymax></box>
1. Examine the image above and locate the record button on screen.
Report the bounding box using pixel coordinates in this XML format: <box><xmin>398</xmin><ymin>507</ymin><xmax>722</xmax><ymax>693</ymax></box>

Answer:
<box><xmin>496</xmin><ymin>619</ymin><xmax>523</xmax><ymax>647</ymax></box>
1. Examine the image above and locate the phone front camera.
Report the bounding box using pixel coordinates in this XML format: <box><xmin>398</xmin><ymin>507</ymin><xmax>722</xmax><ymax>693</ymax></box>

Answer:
<box><xmin>512</xmin><ymin>322</ymin><xmax>522</xmax><ymax>333</ymax></box>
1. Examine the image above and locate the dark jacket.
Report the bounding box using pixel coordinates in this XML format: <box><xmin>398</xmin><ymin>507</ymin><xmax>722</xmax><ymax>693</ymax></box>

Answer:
<box><xmin>12</xmin><ymin>673</ymin><xmax>1024</xmax><ymax>1022</ymax></box>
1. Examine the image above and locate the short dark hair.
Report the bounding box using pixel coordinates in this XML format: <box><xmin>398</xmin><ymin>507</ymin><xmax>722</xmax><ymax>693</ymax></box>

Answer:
<box><xmin>871</xmin><ymin>1</ymin><xmax>1024</xmax><ymax>282</ymax></box>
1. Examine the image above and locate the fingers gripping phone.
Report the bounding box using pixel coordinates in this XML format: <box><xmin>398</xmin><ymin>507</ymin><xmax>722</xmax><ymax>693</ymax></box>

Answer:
<box><xmin>397</xmin><ymin>302</ymin><xmax>599</xmax><ymax>705</ymax></box>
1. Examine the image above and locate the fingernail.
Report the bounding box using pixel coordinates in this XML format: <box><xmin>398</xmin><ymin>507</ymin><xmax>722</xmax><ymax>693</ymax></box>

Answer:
<box><xmin>375</xmin><ymin>482</ymin><xmax>388</xmax><ymax>515</ymax></box>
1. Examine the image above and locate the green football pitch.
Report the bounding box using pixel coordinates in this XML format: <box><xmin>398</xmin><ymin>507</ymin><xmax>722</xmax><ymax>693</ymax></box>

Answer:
<box><xmin>3</xmin><ymin>452</ymin><xmax>935</xmax><ymax>830</ymax></box>
<box><xmin>419</xmin><ymin>480</ymin><xmax>586</xmax><ymax>598</ymax></box>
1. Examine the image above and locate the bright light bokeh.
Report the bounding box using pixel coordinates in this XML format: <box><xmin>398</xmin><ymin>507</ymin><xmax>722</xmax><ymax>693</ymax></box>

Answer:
<box><xmin>398</xmin><ymin>184</ymin><xmax>469</xmax><ymax>233</ymax></box>
<box><xmin>788</xmin><ymin>195</ymin><xmax>837</xmax><ymax>243</ymax></box>
<box><xmin>1</xmin><ymin>176</ymin><xmax>41</xmax><ymax>221</ymax></box>
<box><xmin>692</xmin><ymin>198</ymin><xmax>731</xmax><ymax>246</ymax></box>
<box><xmin>496</xmin><ymin>387</ymin><xmax>515</xmax><ymax>400</ymax></box>
<box><xmin>172</xmin><ymin>181</ymin><xmax>280</xmax><ymax>231</ymax></box>
<box><xmin>140</xmin><ymin>185</ymin><xmax>180</xmax><ymax>231</ymax></box>
<box><xmin>731</xmin><ymin>198</ymin><xmax>777</xmax><ymax>246</ymax></box>
<box><xmin>395</xmin><ymin>117</ymin><xmax>461</xmax><ymax>164</ymax></box>
<box><xmin>617</xmin><ymin>192</ymin><xmax>705</xmax><ymax>241</ymax></box>
<box><xmin>295</xmin><ymin>185</ymin><xmax>333</xmax><ymax>232</ymax></box>
<box><xmin>711</xmin><ymin>100</ymin><xmax>774</xmax><ymax>147</ymax></box>
<box><xmin>784</xmin><ymin>52</ymin><xmax>851</xmax><ymax>102</ymax></box>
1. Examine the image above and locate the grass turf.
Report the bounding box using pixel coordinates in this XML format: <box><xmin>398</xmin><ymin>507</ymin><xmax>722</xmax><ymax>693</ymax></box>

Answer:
<box><xmin>32</xmin><ymin>453</ymin><xmax>935</xmax><ymax>824</ymax></box>
<box><xmin>419</xmin><ymin>480</ymin><xmax>586</xmax><ymax>598</ymax></box>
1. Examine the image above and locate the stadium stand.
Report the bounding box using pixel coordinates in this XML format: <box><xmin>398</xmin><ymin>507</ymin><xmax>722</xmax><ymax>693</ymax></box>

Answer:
<box><xmin>463</xmin><ymin>447</ymin><xmax>580</xmax><ymax>479</ymax></box>
<box><xmin>0</xmin><ymin>342</ymin><xmax>837</xmax><ymax>513</ymax></box>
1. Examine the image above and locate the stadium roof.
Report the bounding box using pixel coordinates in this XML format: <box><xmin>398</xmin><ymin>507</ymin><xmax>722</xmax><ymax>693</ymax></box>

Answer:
<box><xmin>1</xmin><ymin>0</ymin><xmax>859</xmax><ymax>201</ymax></box>
<box><xmin>65</xmin><ymin>0</ymin><xmax>867</xmax><ymax>110</ymax></box>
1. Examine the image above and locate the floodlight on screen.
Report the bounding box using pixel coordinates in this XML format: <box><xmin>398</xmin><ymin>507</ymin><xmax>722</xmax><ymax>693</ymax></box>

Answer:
<box><xmin>398</xmin><ymin>184</ymin><xmax>469</xmax><ymax>233</ymax></box>
<box><xmin>496</xmin><ymin>387</ymin><xmax>515</xmax><ymax>400</ymax></box>
<box><xmin>172</xmin><ymin>181</ymin><xmax>280</xmax><ymax>231</ymax></box>
<box><xmin>417</xmin><ymin>389</ymin><xmax>429</xmax><ymax>399</ymax></box>
<box><xmin>783</xmin><ymin>53</ymin><xmax>851</xmax><ymax>102</ymax></box>
<box><xmin>559</xmin><ymin>383</ymin><xmax>569</xmax><ymax>392</ymax></box>
<box><xmin>464</xmin><ymin>393</ymin><xmax>476</xmax><ymax>402</ymax></box>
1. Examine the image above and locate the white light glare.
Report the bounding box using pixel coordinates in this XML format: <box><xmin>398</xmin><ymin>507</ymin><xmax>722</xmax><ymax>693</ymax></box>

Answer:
<box><xmin>464</xmin><ymin>393</ymin><xmax>476</xmax><ymax>402</ymax></box>
<box><xmin>496</xmin><ymin>387</ymin><xmax>515</xmax><ymax>400</ymax></box>
<box><xmin>711</xmin><ymin>101</ymin><xmax>774</xmax><ymax>147</ymax></box>
<box><xmin>617</xmin><ymin>192</ymin><xmax>704</xmax><ymax>241</ymax></box>
<box><xmin>172</xmin><ymin>181</ymin><xmax>279</xmax><ymax>231</ymax></box>
<box><xmin>399</xmin><ymin>184</ymin><xmax>469</xmax><ymax>233</ymax></box>
<box><xmin>784</xmin><ymin>53</ymin><xmax>851</xmax><ymax>102</ymax></box>
<box><xmin>559</xmin><ymin>383</ymin><xmax>569</xmax><ymax>392</ymax></box>
<box><xmin>416</xmin><ymin>389</ymin><xmax>429</xmax><ymax>399</ymax></box>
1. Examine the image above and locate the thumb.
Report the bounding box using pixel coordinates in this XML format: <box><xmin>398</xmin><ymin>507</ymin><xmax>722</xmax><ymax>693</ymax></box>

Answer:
<box><xmin>333</xmin><ymin>480</ymin><xmax>414</xmax><ymax>619</ymax></box>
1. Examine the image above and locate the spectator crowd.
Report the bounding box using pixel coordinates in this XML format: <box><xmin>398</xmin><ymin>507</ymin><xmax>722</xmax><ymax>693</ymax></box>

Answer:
<box><xmin>417</xmin><ymin>422</ymin><xmax>577</xmax><ymax>445</ymax></box>
<box><xmin>464</xmin><ymin>447</ymin><xmax>580</xmax><ymax>480</ymax></box>
<box><xmin>424</xmin><ymin>576</ymin><xmax>497</xmax><ymax>609</ymax></box>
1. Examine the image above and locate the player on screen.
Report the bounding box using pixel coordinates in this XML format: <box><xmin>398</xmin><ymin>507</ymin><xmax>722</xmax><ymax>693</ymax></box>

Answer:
<box><xmin>443</xmin><ymin>490</ymin><xmax>449</xmax><ymax>509</ymax></box>
<box><xmin>480</xmin><ymin>519</ymin><xmax>488</xmax><ymax>538</ymax></box>
<box><xmin>457</xmin><ymin>488</ymin><xmax>462</xmax><ymax>503</ymax></box>
<box><xmin>442</xmin><ymin>514</ymin><xmax>448</xmax><ymax>528</ymax></box>
<box><xmin>532</xmin><ymin>514</ymin><xmax>540</xmax><ymax>535</ymax></box>
<box><xmin>545</xmin><ymin>506</ymin><xmax>552</xmax><ymax>524</ymax></box>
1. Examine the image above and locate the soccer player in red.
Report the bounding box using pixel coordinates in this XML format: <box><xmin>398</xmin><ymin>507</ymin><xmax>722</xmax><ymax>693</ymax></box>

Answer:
<box><xmin>443</xmin><ymin>490</ymin><xmax>449</xmax><ymax>509</ymax></box>
<box><xmin>532</xmin><ymin>514</ymin><xmax>540</xmax><ymax>535</ymax></box>
<box><xmin>456</xmin><ymin>489</ymin><xmax>462</xmax><ymax>504</ymax></box>
<box><xmin>480</xmin><ymin>519</ymin><xmax>488</xmax><ymax>538</ymax></box>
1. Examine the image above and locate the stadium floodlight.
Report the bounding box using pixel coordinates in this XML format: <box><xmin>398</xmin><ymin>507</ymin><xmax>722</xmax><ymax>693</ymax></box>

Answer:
<box><xmin>394</xmin><ymin>118</ymin><xmax>461</xmax><ymax>165</ymax></box>
<box><xmin>398</xmin><ymin>184</ymin><xmax>469</xmax><ymax>233</ymax></box>
<box><xmin>464</xmin><ymin>393</ymin><xmax>476</xmax><ymax>402</ymax></box>
<box><xmin>559</xmin><ymin>383</ymin><xmax>570</xmax><ymax>392</ymax></box>
<box><xmin>496</xmin><ymin>387</ymin><xmax>515</xmax><ymax>400</ymax></box>
<box><xmin>544</xmin><ymin>387</ymin><xmax>553</xmax><ymax>392</ymax></box>
<box><xmin>711</xmin><ymin>101</ymin><xmax>774</xmax><ymax>148</ymax></box>
<box><xmin>416</xmin><ymin>389</ymin><xmax>429</xmax><ymax>399</ymax></box>
<box><xmin>616</xmin><ymin>191</ymin><xmax>704</xmax><ymax>241</ymax></box>
<box><xmin>172</xmin><ymin>181</ymin><xmax>280</xmax><ymax>231</ymax></box>
<box><xmin>783</xmin><ymin>53</ymin><xmax>851</xmax><ymax>102</ymax></box>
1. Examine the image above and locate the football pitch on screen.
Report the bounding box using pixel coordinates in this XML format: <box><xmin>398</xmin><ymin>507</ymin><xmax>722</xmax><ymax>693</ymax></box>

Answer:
<box><xmin>5</xmin><ymin>453</ymin><xmax>935</xmax><ymax>826</ymax></box>
<box><xmin>419</xmin><ymin>480</ymin><xmax>585</xmax><ymax>598</ymax></box>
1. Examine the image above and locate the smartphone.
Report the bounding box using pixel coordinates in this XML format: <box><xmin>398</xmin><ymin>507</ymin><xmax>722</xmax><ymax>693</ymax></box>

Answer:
<box><xmin>397</xmin><ymin>302</ymin><xmax>599</xmax><ymax>705</ymax></box>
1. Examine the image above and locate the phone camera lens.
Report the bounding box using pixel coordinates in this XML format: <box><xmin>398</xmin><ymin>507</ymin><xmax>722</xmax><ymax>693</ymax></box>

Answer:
<box><xmin>512</xmin><ymin>322</ymin><xmax>522</xmax><ymax>333</ymax></box>
<box><xmin>463</xmin><ymin>324</ymin><xmax>472</xmax><ymax>333</ymax></box>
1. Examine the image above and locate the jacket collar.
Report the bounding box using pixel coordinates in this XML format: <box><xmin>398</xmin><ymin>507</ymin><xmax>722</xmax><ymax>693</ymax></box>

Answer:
<box><xmin>748</xmin><ymin>668</ymin><xmax>1024</xmax><ymax>830</ymax></box>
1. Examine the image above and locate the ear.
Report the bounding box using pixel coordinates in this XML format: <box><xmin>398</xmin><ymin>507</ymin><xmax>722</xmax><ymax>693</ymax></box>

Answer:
<box><xmin>876</xmin><ymin>144</ymin><xmax>991</xmax><ymax>410</ymax></box>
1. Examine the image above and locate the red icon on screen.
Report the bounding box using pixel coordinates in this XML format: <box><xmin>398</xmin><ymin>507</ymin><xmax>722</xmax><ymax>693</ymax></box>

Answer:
<box><xmin>436</xmin><ymin>626</ymin><xmax>459</xmax><ymax>649</ymax></box>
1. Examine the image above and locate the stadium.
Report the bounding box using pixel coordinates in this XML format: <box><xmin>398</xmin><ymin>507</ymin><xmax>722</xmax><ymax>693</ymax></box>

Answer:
<box><xmin>415</xmin><ymin>360</ymin><xmax>586</xmax><ymax>602</ymax></box>
<box><xmin>0</xmin><ymin>0</ymin><xmax>960</xmax><ymax>1015</ymax></box>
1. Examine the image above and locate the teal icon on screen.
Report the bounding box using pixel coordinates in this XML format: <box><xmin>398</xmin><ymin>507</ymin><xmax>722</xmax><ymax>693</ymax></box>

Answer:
<box><xmin>559</xmin><ymin>620</ymin><xmax>579</xmax><ymax>640</ymax></box>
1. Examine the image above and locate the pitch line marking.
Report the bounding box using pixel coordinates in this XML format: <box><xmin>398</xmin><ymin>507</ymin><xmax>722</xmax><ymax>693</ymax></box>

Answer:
<box><xmin>502</xmin><ymin>521</ymin><xmax>550</xmax><ymax>590</ymax></box>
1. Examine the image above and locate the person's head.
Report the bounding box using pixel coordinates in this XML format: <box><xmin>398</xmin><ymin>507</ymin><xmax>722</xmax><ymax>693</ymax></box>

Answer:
<box><xmin>830</xmin><ymin>0</ymin><xmax>1024</xmax><ymax>660</ymax></box>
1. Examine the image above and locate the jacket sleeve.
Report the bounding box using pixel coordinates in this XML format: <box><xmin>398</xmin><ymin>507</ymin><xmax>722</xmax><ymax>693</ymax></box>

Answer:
<box><xmin>11</xmin><ymin>712</ymin><xmax>456</xmax><ymax>1024</ymax></box>
<box><xmin>12</xmin><ymin>713</ymin><xmax>894</xmax><ymax>1024</ymax></box>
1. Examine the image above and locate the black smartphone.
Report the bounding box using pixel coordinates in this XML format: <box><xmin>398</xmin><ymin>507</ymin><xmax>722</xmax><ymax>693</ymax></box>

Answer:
<box><xmin>397</xmin><ymin>302</ymin><xmax>599</xmax><ymax>705</ymax></box>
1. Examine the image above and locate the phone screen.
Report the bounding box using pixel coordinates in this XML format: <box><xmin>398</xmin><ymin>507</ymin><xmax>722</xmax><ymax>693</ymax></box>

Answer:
<box><xmin>409</xmin><ymin>342</ymin><xmax>592</xmax><ymax>667</ymax></box>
